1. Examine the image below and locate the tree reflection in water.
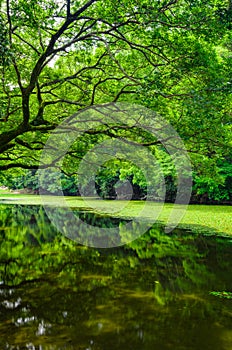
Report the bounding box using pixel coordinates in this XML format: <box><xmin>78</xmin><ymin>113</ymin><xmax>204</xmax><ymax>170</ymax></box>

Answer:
<box><xmin>0</xmin><ymin>205</ymin><xmax>232</xmax><ymax>349</ymax></box>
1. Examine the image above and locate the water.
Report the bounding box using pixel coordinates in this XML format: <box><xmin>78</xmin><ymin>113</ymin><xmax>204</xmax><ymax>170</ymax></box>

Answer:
<box><xmin>0</xmin><ymin>205</ymin><xmax>231</xmax><ymax>349</ymax></box>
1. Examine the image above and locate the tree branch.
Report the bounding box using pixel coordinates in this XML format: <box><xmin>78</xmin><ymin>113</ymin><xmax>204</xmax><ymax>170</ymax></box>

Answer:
<box><xmin>67</xmin><ymin>0</ymin><xmax>71</xmax><ymax>17</ymax></box>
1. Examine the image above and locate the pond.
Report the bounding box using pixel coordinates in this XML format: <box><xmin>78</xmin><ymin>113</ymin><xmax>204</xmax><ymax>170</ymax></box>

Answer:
<box><xmin>0</xmin><ymin>204</ymin><xmax>232</xmax><ymax>349</ymax></box>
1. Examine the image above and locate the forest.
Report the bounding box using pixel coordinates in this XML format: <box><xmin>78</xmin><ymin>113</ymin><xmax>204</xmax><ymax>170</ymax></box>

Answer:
<box><xmin>0</xmin><ymin>0</ymin><xmax>231</xmax><ymax>203</ymax></box>
<box><xmin>0</xmin><ymin>1</ymin><xmax>232</xmax><ymax>349</ymax></box>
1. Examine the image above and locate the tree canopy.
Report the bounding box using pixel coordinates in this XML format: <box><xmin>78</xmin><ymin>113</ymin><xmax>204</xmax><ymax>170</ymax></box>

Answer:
<box><xmin>0</xmin><ymin>0</ymin><xmax>231</xmax><ymax>202</ymax></box>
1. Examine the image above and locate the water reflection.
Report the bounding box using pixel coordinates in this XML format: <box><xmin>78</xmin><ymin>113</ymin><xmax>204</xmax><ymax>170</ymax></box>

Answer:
<box><xmin>0</xmin><ymin>205</ymin><xmax>231</xmax><ymax>349</ymax></box>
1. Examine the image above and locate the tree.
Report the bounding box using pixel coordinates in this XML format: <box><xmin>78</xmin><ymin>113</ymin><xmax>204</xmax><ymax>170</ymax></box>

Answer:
<box><xmin>0</xmin><ymin>0</ymin><xmax>231</xmax><ymax>203</ymax></box>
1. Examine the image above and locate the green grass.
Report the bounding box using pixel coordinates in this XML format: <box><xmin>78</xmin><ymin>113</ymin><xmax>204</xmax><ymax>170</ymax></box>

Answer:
<box><xmin>0</xmin><ymin>192</ymin><xmax>231</xmax><ymax>235</ymax></box>
<box><xmin>0</xmin><ymin>189</ymin><xmax>11</xmax><ymax>194</ymax></box>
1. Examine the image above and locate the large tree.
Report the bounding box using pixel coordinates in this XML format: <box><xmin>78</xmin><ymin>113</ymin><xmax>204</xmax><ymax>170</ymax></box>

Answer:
<box><xmin>0</xmin><ymin>0</ymin><xmax>231</xmax><ymax>176</ymax></box>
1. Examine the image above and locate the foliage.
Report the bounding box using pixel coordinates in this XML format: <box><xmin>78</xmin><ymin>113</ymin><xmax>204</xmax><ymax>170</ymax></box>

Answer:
<box><xmin>210</xmin><ymin>291</ymin><xmax>232</xmax><ymax>299</ymax></box>
<box><xmin>0</xmin><ymin>0</ymin><xmax>231</xmax><ymax>203</ymax></box>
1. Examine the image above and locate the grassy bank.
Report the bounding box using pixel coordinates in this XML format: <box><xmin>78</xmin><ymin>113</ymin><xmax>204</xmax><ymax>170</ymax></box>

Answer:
<box><xmin>0</xmin><ymin>192</ymin><xmax>231</xmax><ymax>235</ymax></box>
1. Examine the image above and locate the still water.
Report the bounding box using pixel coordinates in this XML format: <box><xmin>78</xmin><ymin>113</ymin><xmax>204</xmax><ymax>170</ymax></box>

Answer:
<box><xmin>0</xmin><ymin>205</ymin><xmax>231</xmax><ymax>349</ymax></box>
